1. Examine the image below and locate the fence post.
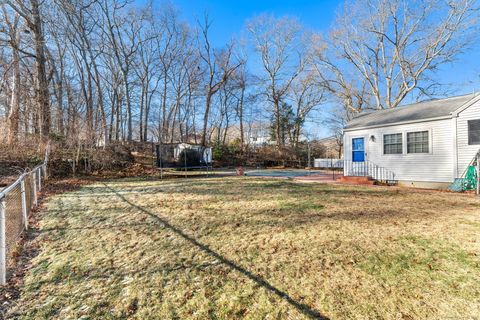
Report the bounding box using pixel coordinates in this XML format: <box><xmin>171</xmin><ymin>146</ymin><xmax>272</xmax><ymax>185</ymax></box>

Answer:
<box><xmin>33</xmin><ymin>171</ymin><xmax>38</xmax><ymax>207</ymax></box>
<box><xmin>43</xmin><ymin>142</ymin><xmax>50</xmax><ymax>180</ymax></box>
<box><xmin>38</xmin><ymin>168</ymin><xmax>42</xmax><ymax>192</ymax></box>
<box><xmin>21</xmin><ymin>180</ymin><xmax>28</xmax><ymax>230</ymax></box>
<box><xmin>0</xmin><ymin>200</ymin><xmax>6</xmax><ymax>285</ymax></box>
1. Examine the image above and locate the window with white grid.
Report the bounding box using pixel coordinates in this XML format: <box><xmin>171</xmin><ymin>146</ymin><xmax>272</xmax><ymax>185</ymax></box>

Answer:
<box><xmin>407</xmin><ymin>131</ymin><xmax>429</xmax><ymax>154</ymax></box>
<box><xmin>383</xmin><ymin>133</ymin><xmax>403</xmax><ymax>154</ymax></box>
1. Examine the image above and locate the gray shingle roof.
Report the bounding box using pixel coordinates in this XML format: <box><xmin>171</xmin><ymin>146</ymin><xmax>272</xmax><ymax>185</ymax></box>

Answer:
<box><xmin>345</xmin><ymin>94</ymin><xmax>476</xmax><ymax>130</ymax></box>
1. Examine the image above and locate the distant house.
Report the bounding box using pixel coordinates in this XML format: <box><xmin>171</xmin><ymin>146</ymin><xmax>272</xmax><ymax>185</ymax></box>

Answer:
<box><xmin>247</xmin><ymin>124</ymin><xmax>274</xmax><ymax>147</ymax></box>
<box><xmin>248</xmin><ymin>134</ymin><xmax>272</xmax><ymax>147</ymax></box>
<box><xmin>343</xmin><ymin>94</ymin><xmax>480</xmax><ymax>188</ymax></box>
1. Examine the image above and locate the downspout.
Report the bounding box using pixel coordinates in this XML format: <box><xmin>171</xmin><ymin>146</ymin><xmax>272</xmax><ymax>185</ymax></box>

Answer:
<box><xmin>452</xmin><ymin>116</ymin><xmax>459</xmax><ymax>180</ymax></box>
<box><xmin>343</xmin><ymin>130</ymin><xmax>347</xmax><ymax>177</ymax></box>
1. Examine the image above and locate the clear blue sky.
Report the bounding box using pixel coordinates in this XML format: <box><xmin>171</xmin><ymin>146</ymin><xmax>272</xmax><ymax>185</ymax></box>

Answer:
<box><xmin>169</xmin><ymin>0</ymin><xmax>340</xmax><ymax>43</ymax></box>
<box><xmin>149</xmin><ymin>0</ymin><xmax>480</xmax><ymax>138</ymax></box>
<box><xmin>163</xmin><ymin>0</ymin><xmax>480</xmax><ymax>88</ymax></box>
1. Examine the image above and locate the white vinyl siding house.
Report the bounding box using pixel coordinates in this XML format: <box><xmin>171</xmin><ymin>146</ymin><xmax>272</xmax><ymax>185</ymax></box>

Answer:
<box><xmin>454</xmin><ymin>99</ymin><xmax>480</xmax><ymax>178</ymax></box>
<box><xmin>343</xmin><ymin>94</ymin><xmax>480</xmax><ymax>188</ymax></box>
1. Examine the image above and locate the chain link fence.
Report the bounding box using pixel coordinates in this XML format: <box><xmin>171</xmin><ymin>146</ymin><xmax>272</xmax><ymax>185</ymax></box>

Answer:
<box><xmin>0</xmin><ymin>144</ymin><xmax>49</xmax><ymax>285</ymax></box>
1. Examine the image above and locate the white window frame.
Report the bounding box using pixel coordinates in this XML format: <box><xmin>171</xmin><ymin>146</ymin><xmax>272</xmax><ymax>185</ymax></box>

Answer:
<box><xmin>406</xmin><ymin>129</ymin><xmax>433</xmax><ymax>155</ymax></box>
<box><xmin>382</xmin><ymin>132</ymin><xmax>403</xmax><ymax>155</ymax></box>
<box><xmin>468</xmin><ymin>119</ymin><xmax>480</xmax><ymax>145</ymax></box>
<box><xmin>380</xmin><ymin>128</ymin><xmax>433</xmax><ymax>156</ymax></box>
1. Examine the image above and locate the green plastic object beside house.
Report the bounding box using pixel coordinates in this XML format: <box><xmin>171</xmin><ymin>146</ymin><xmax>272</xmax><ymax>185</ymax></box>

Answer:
<box><xmin>464</xmin><ymin>166</ymin><xmax>478</xmax><ymax>190</ymax></box>
<box><xmin>448</xmin><ymin>166</ymin><xmax>478</xmax><ymax>192</ymax></box>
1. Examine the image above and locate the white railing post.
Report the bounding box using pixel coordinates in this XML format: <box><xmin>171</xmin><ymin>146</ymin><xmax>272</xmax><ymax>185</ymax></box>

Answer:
<box><xmin>21</xmin><ymin>180</ymin><xmax>28</xmax><ymax>230</ymax></box>
<box><xmin>0</xmin><ymin>200</ymin><xmax>6</xmax><ymax>285</ymax></box>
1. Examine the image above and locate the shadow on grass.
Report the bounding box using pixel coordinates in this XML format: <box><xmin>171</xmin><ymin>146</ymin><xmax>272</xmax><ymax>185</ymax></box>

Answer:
<box><xmin>102</xmin><ymin>182</ymin><xmax>330</xmax><ymax>320</ymax></box>
<box><xmin>39</xmin><ymin>221</ymin><xmax>162</xmax><ymax>232</ymax></box>
<box><xmin>175</xmin><ymin>180</ymin><xmax>400</xmax><ymax>198</ymax></box>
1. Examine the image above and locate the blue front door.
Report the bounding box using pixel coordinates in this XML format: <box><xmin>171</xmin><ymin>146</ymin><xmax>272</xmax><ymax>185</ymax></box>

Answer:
<box><xmin>352</xmin><ymin>138</ymin><xmax>365</xmax><ymax>162</ymax></box>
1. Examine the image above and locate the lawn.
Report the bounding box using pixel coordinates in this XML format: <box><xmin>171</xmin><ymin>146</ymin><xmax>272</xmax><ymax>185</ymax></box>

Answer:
<box><xmin>8</xmin><ymin>177</ymin><xmax>480</xmax><ymax>319</ymax></box>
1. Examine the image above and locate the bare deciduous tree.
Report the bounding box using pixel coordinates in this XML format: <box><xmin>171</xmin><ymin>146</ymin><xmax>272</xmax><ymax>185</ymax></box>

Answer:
<box><xmin>291</xmin><ymin>70</ymin><xmax>325</xmax><ymax>148</ymax></box>
<box><xmin>316</xmin><ymin>0</ymin><xmax>479</xmax><ymax>114</ymax></box>
<box><xmin>0</xmin><ymin>5</ymin><xmax>21</xmax><ymax>144</ymax></box>
<box><xmin>5</xmin><ymin>0</ymin><xmax>51</xmax><ymax>138</ymax></box>
<box><xmin>197</xmin><ymin>14</ymin><xmax>242</xmax><ymax>146</ymax></box>
<box><xmin>247</xmin><ymin>15</ymin><xmax>310</xmax><ymax>148</ymax></box>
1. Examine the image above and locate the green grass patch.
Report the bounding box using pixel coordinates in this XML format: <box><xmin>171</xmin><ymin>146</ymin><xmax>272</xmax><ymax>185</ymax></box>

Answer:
<box><xmin>8</xmin><ymin>177</ymin><xmax>480</xmax><ymax>319</ymax></box>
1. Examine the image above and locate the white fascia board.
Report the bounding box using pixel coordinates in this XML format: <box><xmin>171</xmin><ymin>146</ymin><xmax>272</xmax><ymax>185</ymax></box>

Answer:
<box><xmin>451</xmin><ymin>93</ymin><xmax>480</xmax><ymax>117</ymax></box>
<box><xmin>343</xmin><ymin>115</ymin><xmax>452</xmax><ymax>132</ymax></box>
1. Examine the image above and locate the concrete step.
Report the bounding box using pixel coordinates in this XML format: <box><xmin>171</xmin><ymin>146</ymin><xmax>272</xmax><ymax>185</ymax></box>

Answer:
<box><xmin>338</xmin><ymin>176</ymin><xmax>376</xmax><ymax>185</ymax></box>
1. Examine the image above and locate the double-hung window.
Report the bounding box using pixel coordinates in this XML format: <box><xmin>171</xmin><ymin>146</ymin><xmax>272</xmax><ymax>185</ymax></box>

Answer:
<box><xmin>383</xmin><ymin>133</ymin><xmax>403</xmax><ymax>154</ymax></box>
<box><xmin>468</xmin><ymin>119</ymin><xmax>480</xmax><ymax>145</ymax></box>
<box><xmin>407</xmin><ymin>131</ymin><xmax>429</xmax><ymax>153</ymax></box>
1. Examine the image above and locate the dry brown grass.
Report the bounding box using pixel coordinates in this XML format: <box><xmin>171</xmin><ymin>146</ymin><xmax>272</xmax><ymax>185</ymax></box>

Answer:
<box><xmin>7</xmin><ymin>177</ymin><xmax>480</xmax><ymax>319</ymax></box>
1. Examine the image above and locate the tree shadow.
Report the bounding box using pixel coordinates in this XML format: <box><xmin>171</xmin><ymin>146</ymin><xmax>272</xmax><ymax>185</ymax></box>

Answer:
<box><xmin>102</xmin><ymin>183</ymin><xmax>330</xmax><ymax>320</ymax></box>
<box><xmin>39</xmin><ymin>221</ymin><xmax>162</xmax><ymax>233</ymax></box>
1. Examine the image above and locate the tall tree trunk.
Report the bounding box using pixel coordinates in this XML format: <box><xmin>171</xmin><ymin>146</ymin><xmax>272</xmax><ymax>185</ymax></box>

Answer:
<box><xmin>109</xmin><ymin>90</ymin><xmax>116</xmax><ymax>142</ymax></box>
<box><xmin>7</xmin><ymin>43</ymin><xmax>21</xmax><ymax>145</ymax></box>
<box><xmin>139</xmin><ymin>84</ymin><xmax>145</xmax><ymax>141</ymax></box>
<box><xmin>55</xmin><ymin>75</ymin><xmax>64</xmax><ymax>135</ymax></box>
<box><xmin>144</xmin><ymin>90</ymin><xmax>153</xmax><ymax>142</ymax></box>
<box><xmin>274</xmin><ymin>100</ymin><xmax>281</xmax><ymax>148</ymax></box>
<box><xmin>223</xmin><ymin>114</ymin><xmax>229</xmax><ymax>146</ymax></box>
<box><xmin>85</xmin><ymin>67</ymin><xmax>94</xmax><ymax>140</ymax></box>
<box><xmin>122</xmin><ymin>72</ymin><xmax>132</xmax><ymax>141</ymax></box>
<box><xmin>30</xmin><ymin>0</ymin><xmax>50</xmax><ymax>138</ymax></box>
<box><xmin>66</xmin><ymin>84</ymin><xmax>74</xmax><ymax>137</ymax></box>
<box><xmin>115</xmin><ymin>92</ymin><xmax>121</xmax><ymax>141</ymax></box>
<box><xmin>50</xmin><ymin>50</ymin><xmax>65</xmax><ymax>136</ymax></box>
<box><xmin>170</xmin><ymin>94</ymin><xmax>181</xmax><ymax>143</ymax></box>
<box><xmin>201</xmin><ymin>93</ymin><xmax>213</xmax><ymax>146</ymax></box>
<box><xmin>160</xmin><ymin>75</ymin><xmax>168</xmax><ymax>143</ymax></box>
<box><xmin>86</xmin><ymin>42</ymin><xmax>108</xmax><ymax>146</ymax></box>
<box><xmin>143</xmin><ymin>75</ymin><xmax>153</xmax><ymax>142</ymax></box>
<box><xmin>238</xmin><ymin>87</ymin><xmax>245</xmax><ymax>149</ymax></box>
